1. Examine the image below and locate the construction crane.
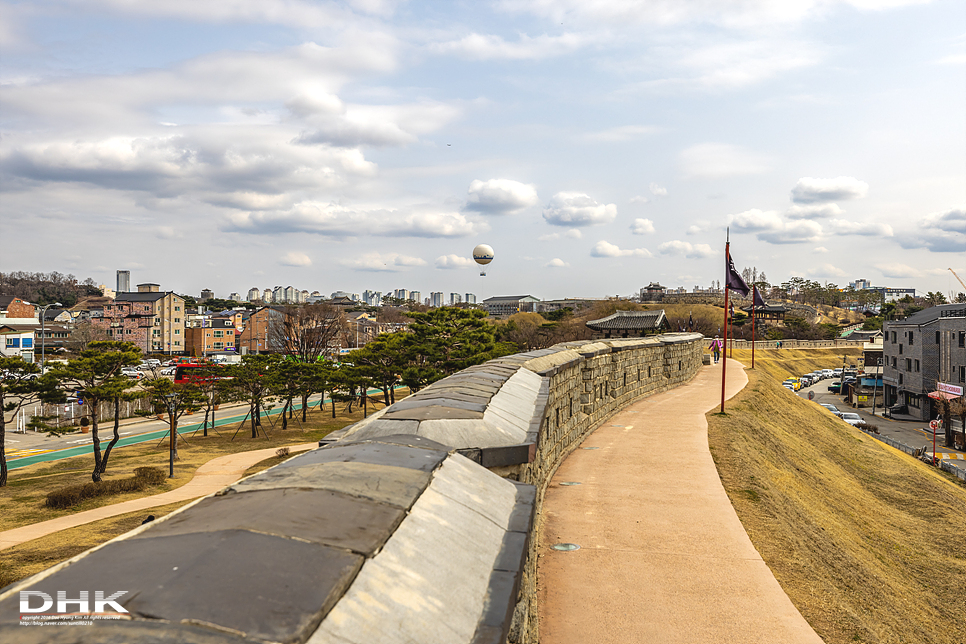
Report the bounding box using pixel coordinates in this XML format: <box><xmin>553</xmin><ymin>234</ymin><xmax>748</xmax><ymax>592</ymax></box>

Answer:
<box><xmin>949</xmin><ymin>268</ymin><xmax>966</xmax><ymax>292</ymax></box>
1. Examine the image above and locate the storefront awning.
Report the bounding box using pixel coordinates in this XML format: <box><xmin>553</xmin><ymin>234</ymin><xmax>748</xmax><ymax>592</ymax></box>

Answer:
<box><xmin>928</xmin><ymin>390</ymin><xmax>959</xmax><ymax>401</ymax></box>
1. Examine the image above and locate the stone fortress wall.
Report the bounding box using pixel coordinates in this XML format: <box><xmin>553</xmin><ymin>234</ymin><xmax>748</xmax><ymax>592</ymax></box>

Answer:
<box><xmin>0</xmin><ymin>333</ymin><xmax>706</xmax><ymax>644</ymax></box>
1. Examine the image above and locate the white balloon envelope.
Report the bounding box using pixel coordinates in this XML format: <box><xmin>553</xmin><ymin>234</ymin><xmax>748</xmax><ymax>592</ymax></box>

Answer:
<box><xmin>473</xmin><ymin>244</ymin><xmax>494</xmax><ymax>265</ymax></box>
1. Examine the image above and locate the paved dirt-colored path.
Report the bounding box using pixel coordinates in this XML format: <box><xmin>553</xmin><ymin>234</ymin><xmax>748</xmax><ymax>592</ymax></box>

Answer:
<box><xmin>0</xmin><ymin>443</ymin><xmax>317</xmax><ymax>552</ymax></box>
<box><xmin>538</xmin><ymin>359</ymin><xmax>824</xmax><ymax>644</ymax></box>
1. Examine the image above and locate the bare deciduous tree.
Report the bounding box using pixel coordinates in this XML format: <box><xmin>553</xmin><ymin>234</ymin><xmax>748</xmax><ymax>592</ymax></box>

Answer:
<box><xmin>270</xmin><ymin>303</ymin><xmax>348</xmax><ymax>361</ymax></box>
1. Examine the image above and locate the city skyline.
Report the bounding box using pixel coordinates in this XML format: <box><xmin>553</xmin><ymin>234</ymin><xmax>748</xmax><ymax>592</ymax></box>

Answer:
<box><xmin>1</xmin><ymin>1</ymin><xmax>963</xmax><ymax>299</ymax></box>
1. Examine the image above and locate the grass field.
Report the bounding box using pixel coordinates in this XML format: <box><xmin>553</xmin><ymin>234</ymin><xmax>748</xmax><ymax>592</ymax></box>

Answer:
<box><xmin>728</xmin><ymin>346</ymin><xmax>863</xmax><ymax>383</ymax></box>
<box><xmin>708</xmin><ymin>361</ymin><xmax>966</xmax><ymax>644</ymax></box>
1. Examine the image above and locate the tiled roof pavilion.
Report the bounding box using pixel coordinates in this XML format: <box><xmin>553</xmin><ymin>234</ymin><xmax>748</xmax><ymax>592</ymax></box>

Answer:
<box><xmin>586</xmin><ymin>310</ymin><xmax>670</xmax><ymax>338</ymax></box>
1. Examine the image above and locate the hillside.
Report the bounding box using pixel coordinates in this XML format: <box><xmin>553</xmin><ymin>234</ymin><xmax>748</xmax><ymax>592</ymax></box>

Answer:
<box><xmin>727</xmin><ymin>347</ymin><xmax>862</xmax><ymax>382</ymax></box>
<box><xmin>708</xmin><ymin>362</ymin><xmax>966</xmax><ymax>644</ymax></box>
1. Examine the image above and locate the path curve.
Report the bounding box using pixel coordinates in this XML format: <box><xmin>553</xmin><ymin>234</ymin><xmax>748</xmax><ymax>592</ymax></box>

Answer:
<box><xmin>538</xmin><ymin>359</ymin><xmax>823</xmax><ymax>644</ymax></box>
<box><xmin>0</xmin><ymin>443</ymin><xmax>317</xmax><ymax>552</ymax></box>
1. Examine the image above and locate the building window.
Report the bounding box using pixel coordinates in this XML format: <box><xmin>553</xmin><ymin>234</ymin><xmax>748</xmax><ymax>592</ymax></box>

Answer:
<box><xmin>174</xmin><ymin>341</ymin><xmax>180</xmax><ymax>346</ymax></box>
<box><xmin>914</xmin><ymin>359</ymin><xmax>919</xmax><ymax>372</ymax></box>
<box><xmin>899</xmin><ymin>344</ymin><xmax>903</xmax><ymax>355</ymax></box>
<box><xmin>6</xmin><ymin>338</ymin><xmax>20</xmax><ymax>348</ymax></box>
<box><xmin>175</xmin><ymin>307</ymin><xmax>181</xmax><ymax>311</ymax></box>
<box><xmin>909</xmin><ymin>393</ymin><xmax>919</xmax><ymax>408</ymax></box>
<box><xmin>960</xmin><ymin>366</ymin><xmax>965</xmax><ymax>383</ymax></box>
<box><xmin>960</xmin><ymin>331</ymin><xmax>965</xmax><ymax>348</ymax></box>
<box><xmin>936</xmin><ymin>331</ymin><xmax>940</xmax><ymax>343</ymax></box>
<box><xmin>905</xmin><ymin>358</ymin><xmax>911</xmax><ymax>371</ymax></box>
<box><xmin>214</xmin><ymin>330</ymin><xmax>224</xmax><ymax>338</ymax></box>
<box><xmin>908</xmin><ymin>332</ymin><xmax>913</xmax><ymax>346</ymax></box>
<box><xmin>175</xmin><ymin>330</ymin><xmax>180</xmax><ymax>335</ymax></box>
<box><xmin>891</xmin><ymin>331</ymin><xmax>896</xmax><ymax>343</ymax></box>
<box><xmin>174</xmin><ymin>318</ymin><xmax>181</xmax><ymax>323</ymax></box>
<box><xmin>213</xmin><ymin>342</ymin><xmax>224</xmax><ymax>349</ymax></box>
<box><xmin>22</xmin><ymin>338</ymin><xmax>33</xmax><ymax>348</ymax></box>
<box><xmin>899</xmin><ymin>374</ymin><xmax>903</xmax><ymax>385</ymax></box>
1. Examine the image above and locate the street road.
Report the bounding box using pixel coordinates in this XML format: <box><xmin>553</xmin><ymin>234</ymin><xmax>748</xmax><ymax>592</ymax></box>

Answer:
<box><xmin>795</xmin><ymin>379</ymin><xmax>963</xmax><ymax>461</ymax></box>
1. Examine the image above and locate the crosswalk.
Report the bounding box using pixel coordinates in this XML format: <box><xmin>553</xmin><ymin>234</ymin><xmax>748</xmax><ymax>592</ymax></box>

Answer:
<box><xmin>937</xmin><ymin>452</ymin><xmax>965</xmax><ymax>460</ymax></box>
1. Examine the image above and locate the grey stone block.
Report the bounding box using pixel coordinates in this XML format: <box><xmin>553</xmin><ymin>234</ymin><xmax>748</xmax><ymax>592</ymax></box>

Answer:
<box><xmin>230</xmin><ymin>461</ymin><xmax>431</xmax><ymax>509</ymax></box>
<box><xmin>134</xmin><ymin>488</ymin><xmax>404</xmax><ymax>556</ymax></box>
<box><xmin>426</xmin><ymin>455</ymin><xmax>519</xmax><ymax>529</ymax></box>
<box><xmin>275</xmin><ymin>440</ymin><xmax>445</xmax><ymax>472</ymax></box>
<box><xmin>307</xmin><ymin>486</ymin><xmax>506</xmax><ymax>644</ymax></box>
<box><xmin>1</xmin><ymin>530</ymin><xmax>362</xmax><ymax>644</ymax></box>
<box><xmin>384</xmin><ymin>405</ymin><xmax>484</xmax><ymax>421</ymax></box>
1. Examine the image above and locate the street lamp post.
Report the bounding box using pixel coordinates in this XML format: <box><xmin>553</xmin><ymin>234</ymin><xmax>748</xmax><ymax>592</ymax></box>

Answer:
<box><xmin>38</xmin><ymin>302</ymin><xmax>63</xmax><ymax>371</ymax></box>
<box><xmin>165</xmin><ymin>393</ymin><xmax>177</xmax><ymax>478</ymax></box>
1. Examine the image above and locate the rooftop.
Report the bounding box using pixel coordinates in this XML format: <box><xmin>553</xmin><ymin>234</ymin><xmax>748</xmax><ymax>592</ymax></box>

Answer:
<box><xmin>586</xmin><ymin>309</ymin><xmax>668</xmax><ymax>331</ymax></box>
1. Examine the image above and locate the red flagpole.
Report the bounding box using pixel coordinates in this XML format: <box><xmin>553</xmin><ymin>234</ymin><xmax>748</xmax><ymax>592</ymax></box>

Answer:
<box><xmin>720</xmin><ymin>238</ymin><xmax>731</xmax><ymax>413</ymax></box>
<box><xmin>751</xmin><ymin>286</ymin><xmax>756</xmax><ymax>369</ymax></box>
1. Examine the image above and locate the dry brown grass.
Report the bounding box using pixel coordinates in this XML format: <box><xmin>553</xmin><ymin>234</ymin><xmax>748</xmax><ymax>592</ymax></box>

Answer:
<box><xmin>729</xmin><ymin>347</ymin><xmax>862</xmax><ymax>383</ymax></box>
<box><xmin>0</xmin><ymin>404</ymin><xmax>369</xmax><ymax>533</ymax></box>
<box><xmin>0</xmin><ymin>500</ymin><xmax>191</xmax><ymax>589</ymax></box>
<box><xmin>708</xmin><ymin>366</ymin><xmax>966</xmax><ymax>644</ymax></box>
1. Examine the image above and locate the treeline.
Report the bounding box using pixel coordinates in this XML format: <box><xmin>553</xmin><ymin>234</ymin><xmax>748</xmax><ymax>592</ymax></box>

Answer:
<box><xmin>0</xmin><ymin>271</ymin><xmax>102</xmax><ymax>308</ymax></box>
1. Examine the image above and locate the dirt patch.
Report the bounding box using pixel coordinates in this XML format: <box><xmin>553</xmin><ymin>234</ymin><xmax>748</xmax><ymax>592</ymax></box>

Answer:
<box><xmin>708</xmin><ymin>367</ymin><xmax>966</xmax><ymax>644</ymax></box>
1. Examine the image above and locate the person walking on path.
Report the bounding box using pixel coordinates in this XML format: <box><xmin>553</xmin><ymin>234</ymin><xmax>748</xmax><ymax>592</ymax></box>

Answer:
<box><xmin>709</xmin><ymin>336</ymin><xmax>723</xmax><ymax>364</ymax></box>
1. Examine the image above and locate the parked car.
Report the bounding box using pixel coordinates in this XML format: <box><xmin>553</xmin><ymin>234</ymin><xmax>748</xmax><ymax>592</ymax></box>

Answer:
<box><xmin>832</xmin><ymin>368</ymin><xmax>843</xmax><ymax>376</ymax></box>
<box><xmin>828</xmin><ymin>382</ymin><xmax>843</xmax><ymax>393</ymax></box>
<box><xmin>160</xmin><ymin>366</ymin><xmax>176</xmax><ymax>376</ymax></box>
<box><xmin>820</xmin><ymin>404</ymin><xmax>840</xmax><ymax>414</ymax></box>
<box><xmin>783</xmin><ymin>379</ymin><xmax>801</xmax><ymax>391</ymax></box>
<box><xmin>840</xmin><ymin>413</ymin><xmax>862</xmax><ymax>426</ymax></box>
<box><xmin>821</xmin><ymin>369</ymin><xmax>834</xmax><ymax>378</ymax></box>
<box><xmin>120</xmin><ymin>367</ymin><xmax>144</xmax><ymax>379</ymax></box>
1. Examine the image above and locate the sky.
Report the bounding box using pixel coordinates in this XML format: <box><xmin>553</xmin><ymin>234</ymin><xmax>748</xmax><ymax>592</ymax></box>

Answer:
<box><xmin>1</xmin><ymin>0</ymin><xmax>964</xmax><ymax>303</ymax></box>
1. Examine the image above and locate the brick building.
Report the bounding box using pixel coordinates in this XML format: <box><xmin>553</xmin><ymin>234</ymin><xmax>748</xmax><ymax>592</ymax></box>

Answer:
<box><xmin>185</xmin><ymin>318</ymin><xmax>237</xmax><ymax>356</ymax></box>
<box><xmin>0</xmin><ymin>296</ymin><xmax>36</xmax><ymax>319</ymax></box>
<box><xmin>93</xmin><ymin>284</ymin><xmax>185</xmax><ymax>354</ymax></box>
<box><xmin>236</xmin><ymin>306</ymin><xmax>285</xmax><ymax>354</ymax></box>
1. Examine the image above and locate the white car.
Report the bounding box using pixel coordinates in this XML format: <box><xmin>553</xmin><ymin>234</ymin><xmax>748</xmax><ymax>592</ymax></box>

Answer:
<box><xmin>840</xmin><ymin>413</ymin><xmax>862</xmax><ymax>426</ymax></box>
<box><xmin>160</xmin><ymin>366</ymin><xmax>177</xmax><ymax>376</ymax></box>
<box><xmin>120</xmin><ymin>367</ymin><xmax>144</xmax><ymax>379</ymax></box>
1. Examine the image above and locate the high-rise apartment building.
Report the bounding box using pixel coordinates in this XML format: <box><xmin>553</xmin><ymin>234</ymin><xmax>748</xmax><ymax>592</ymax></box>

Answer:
<box><xmin>262</xmin><ymin>288</ymin><xmax>272</xmax><ymax>303</ymax></box>
<box><xmin>464</xmin><ymin>293</ymin><xmax>477</xmax><ymax>304</ymax></box>
<box><xmin>449</xmin><ymin>293</ymin><xmax>462</xmax><ymax>305</ymax></box>
<box><xmin>200</xmin><ymin>289</ymin><xmax>214</xmax><ymax>302</ymax></box>
<box><xmin>116</xmin><ymin>270</ymin><xmax>131</xmax><ymax>294</ymax></box>
<box><xmin>409</xmin><ymin>291</ymin><xmax>421</xmax><ymax>304</ymax></box>
<box><xmin>272</xmin><ymin>286</ymin><xmax>284</xmax><ymax>303</ymax></box>
<box><xmin>283</xmin><ymin>286</ymin><xmax>296</xmax><ymax>303</ymax></box>
<box><xmin>430</xmin><ymin>292</ymin><xmax>444</xmax><ymax>307</ymax></box>
<box><xmin>229</xmin><ymin>293</ymin><xmax>242</xmax><ymax>302</ymax></box>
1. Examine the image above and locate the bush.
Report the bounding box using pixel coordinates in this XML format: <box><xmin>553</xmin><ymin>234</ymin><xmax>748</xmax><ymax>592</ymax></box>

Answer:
<box><xmin>275</xmin><ymin>447</ymin><xmax>291</xmax><ymax>458</ymax></box>
<box><xmin>45</xmin><ymin>467</ymin><xmax>167</xmax><ymax>509</ymax></box>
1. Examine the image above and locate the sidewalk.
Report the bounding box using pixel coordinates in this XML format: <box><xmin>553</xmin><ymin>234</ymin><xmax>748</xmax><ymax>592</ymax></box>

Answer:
<box><xmin>0</xmin><ymin>442</ymin><xmax>318</xmax><ymax>552</ymax></box>
<box><xmin>538</xmin><ymin>359</ymin><xmax>823</xmax><ymax>644</ymax></box>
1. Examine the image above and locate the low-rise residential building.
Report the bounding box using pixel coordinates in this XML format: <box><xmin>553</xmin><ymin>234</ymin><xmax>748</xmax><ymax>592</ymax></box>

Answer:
<box><xmin>883</xmin><ymin>304</ymin><xmax>966</xmax><ymax>421</ymax></box>
<box><xmin>0</xmin><ymin>296</ymin><xmax>35</xmax><ymax>319</ymax></box>
<box><xmin>482</xmin><ymin>295</ymin><xmax>540</xmax><ymax>317</ymax></box>
<box><xmin>0</xmin><ymin>324</ymin><xmax>35</xmax><ymax>360</ymax></box>
<box><xmin>185</xmin><ymin>318</ymin><xmax>237</xmax><ymax>356</ymax></box>
<box><xmin>93</xmin><ymin>283</ymin><xmax>185</xmax><ymax>354</ymax></box>
<box><xmin>236</xmin><ymin>306</ymin><xmax>285</xmax><ymax>354</ymax></box>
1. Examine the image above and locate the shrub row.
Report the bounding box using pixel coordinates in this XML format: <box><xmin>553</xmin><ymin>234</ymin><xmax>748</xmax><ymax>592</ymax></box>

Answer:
<box><xmin>45</xmin><ymin>467</ymin><xmax>167</xmax><ymax>509</ymax></box>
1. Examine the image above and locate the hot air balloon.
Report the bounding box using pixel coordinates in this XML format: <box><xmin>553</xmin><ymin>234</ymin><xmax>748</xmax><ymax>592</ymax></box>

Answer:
<box><xmin>473</xmin><ymin>244</ymin><xmax>494</xmax><ymax>276</ymax></box>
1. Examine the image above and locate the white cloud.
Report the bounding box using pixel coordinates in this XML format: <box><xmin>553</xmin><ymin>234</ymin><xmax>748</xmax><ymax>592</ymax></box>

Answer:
<box><xmin>543</xmin><ymin>192</ymin><xmax>617</xmax><ymax>227</ymax></box>
<box><xmin>786</xmin><ymin>203</ymin><xmax>844</xmax><ymax>219</ymax></box>
<box><xmin>728</xmin><ymin>209</ymin><xmax>783</xmax><ymax>232</ymax></box>
<box><xmin>807</xmin><ymin>263</ymin><xmax>848</xmax><ymax>278</ymax></box>
<box><xmin>224</xmin><ymin>204</ymin><xmax>479</xmax><ymax>238</ymax></box>
<box><xmin>876</xmin><ymin>263</ymin><xmax>922</xmax><ymax>279</ymax></box>
<box><xmin>791</xmin><ymin>176</ymin><xmax>868</xmax><ymax>203</ymax></box>
<box><xmin>279</xmin><ymin>251</ymin><xmax>312</xmax><ymax>267</ymax></box>
<box><xmin>341</xmin><ymin>252</ymin><xmax>427</xmax><ymax>272</ymax></box>
<box><xmin>629</xmin><ymin>195</ymin><xmax>650</xmax><ymax>204</ymax></box>
<box><xmin>758</xmin><ymin>220</ymin><xmax>822</xmax><ymax>244</ymax></box>
<box><xmin>631</xmin><ymin>218</ymin><xmax>655</xmax><ymax>235</ymax></box>
<box><xmin>581</xmin><ymin>125</ymin><xmax>659</xmax><ymax>142</ymax></box>
<box><xmin>465</xmin><ymin>179</ymin><xmax>539</xmax><ymax>215</ymax></box>
<box><xmin>898</xmin><ymin>207</ymin><xmax>966</xmax><ymax>253</ymax></box>
<box><xmin>649</xmin><ymin>182</ymin><xmax>668</xmax><ymax>197</ymax></box>
<box><xmin>825</xmin><ymin>219</ymin><xmax>893</xmax><ymax>237</ymax></box>
<box><xmin>546</xmin><ymin>258</ymin><xmax>569</xmax><ymax>267</ymax></box>
<box><xmin>538</xmin><ymin>228</ymin><xmax>583</xmax><ymax>241</ymax></box>
<box><xmin>813</xmin><ymin>246</ymin><xmax>829</xmax><ymax>253</ymax></box>
<box><xmin>431</xmin><ymin>32</ymin><xmax>594</xmax><ymax>60</ymax></box>
<box><xmin>678</xmin><ymin>143</ymin><xmax>770</xmax><ymax>178</ymax></box>
<box><xmin>658</xmin><ymin>240</ymin><xmax>714</xmax><ymax>258</ymax></box>
<box><xmin>155</xmin><ymin>226</ymin><xmax>182</xmax><ymax>239</ymax></box>
<box><xmin>590</xmin><ymin>240</ymin><xmax>652</xmax><ymax>258</ymax></box>
<box><xmin>686</xmin><ymin>224</ymin><xmax>703</xmax><ymax>235</ymax></box>
<box><xmin>435</xmin><ymin>254</ymin><xmax>476</xmax><ymax>269</ymax></box>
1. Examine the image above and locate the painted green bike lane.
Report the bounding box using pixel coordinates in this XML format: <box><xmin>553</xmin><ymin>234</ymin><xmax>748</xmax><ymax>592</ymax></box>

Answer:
<box><xmin>8</xmin><ymin>397</ymin><xmax>329</xmax><ymax>471</ymax></box>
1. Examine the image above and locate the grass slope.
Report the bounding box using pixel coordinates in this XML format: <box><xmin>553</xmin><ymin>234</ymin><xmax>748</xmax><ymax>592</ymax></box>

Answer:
<box><xmin>708</xmin><ymin>366</ymin><xmax>966</xmax><ymax>644</ymax></box>
<box><xmin>728</xmin><ymin>347</ymin><xmax>862</xmax><ymax>383</ymax></box>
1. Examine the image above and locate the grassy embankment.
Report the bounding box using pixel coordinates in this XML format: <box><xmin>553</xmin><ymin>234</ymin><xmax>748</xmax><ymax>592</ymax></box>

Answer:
<box><xmin>708</xmin><ymin>350</ymin><xmax>966</xmax><ymax>644</ymax></box>
<box><xmin>0</xmin><ymin>402</ymin><xmax>376</xmax><ymax>588</ymax></box>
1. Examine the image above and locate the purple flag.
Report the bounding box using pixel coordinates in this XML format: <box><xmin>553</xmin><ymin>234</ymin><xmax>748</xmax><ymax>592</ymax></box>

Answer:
<box><xmin>753</xmin><ymin>286</ymin><xmax>766</xmax><ymax>308</ymax></box>
<box><xmin>726</xmin><ymin>253</ymin><xmax>750</xmax><ymax>296</ymax></box>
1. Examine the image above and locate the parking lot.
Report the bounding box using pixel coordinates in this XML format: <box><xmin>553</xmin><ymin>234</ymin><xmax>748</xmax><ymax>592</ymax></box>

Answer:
<box><xmin>794</xmin><ymin>377</ymin><xmax>964</xmax><ymax>461</ymax></box>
